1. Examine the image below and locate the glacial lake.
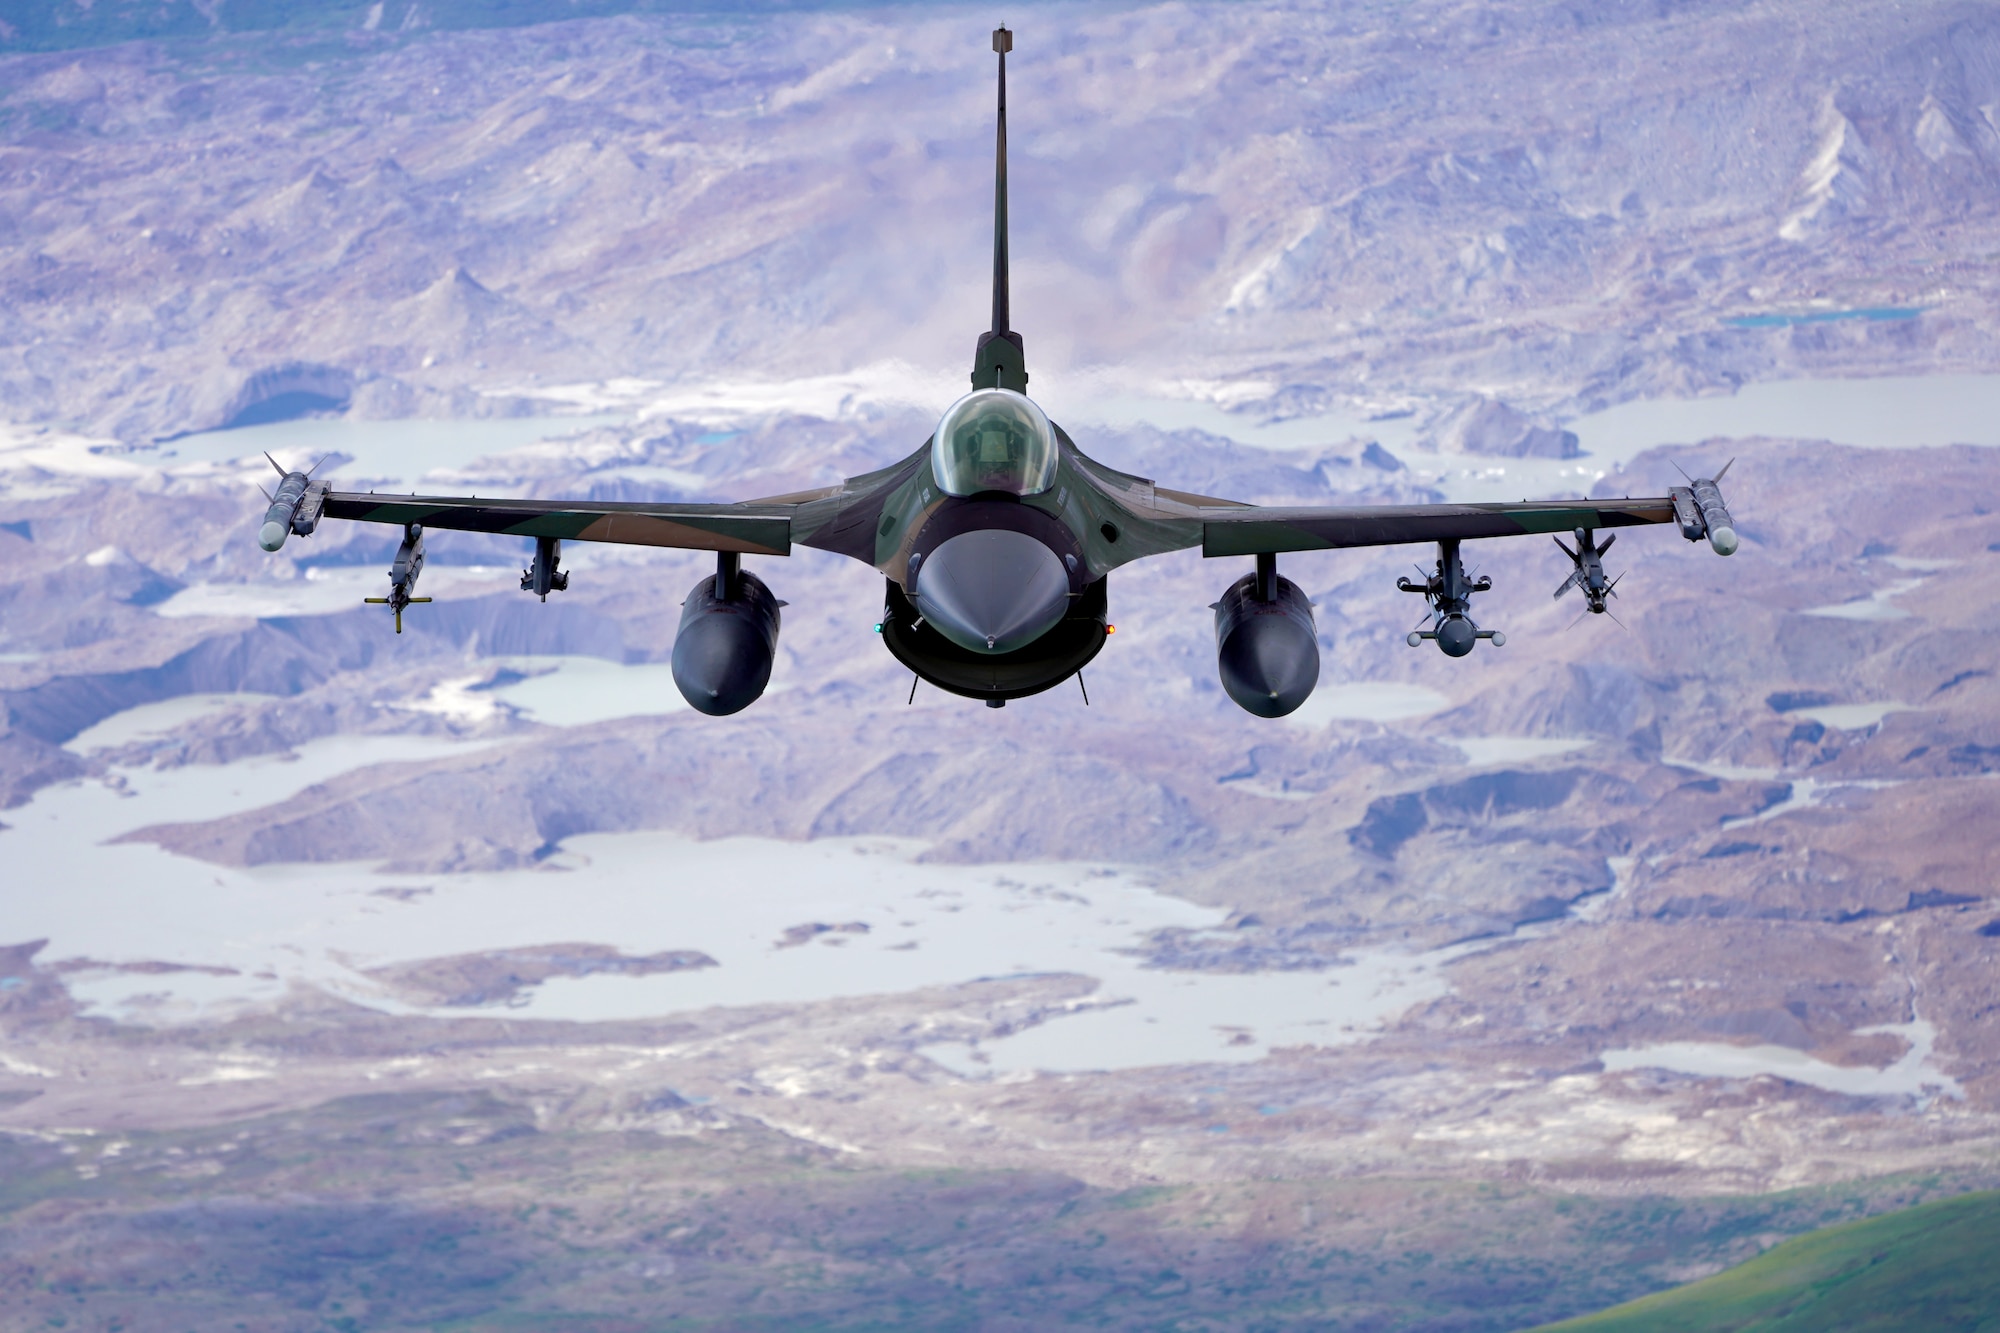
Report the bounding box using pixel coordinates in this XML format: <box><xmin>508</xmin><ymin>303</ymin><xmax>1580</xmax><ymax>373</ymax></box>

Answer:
<box><xmin>3</xmin><ymin>699</ymin><xmax>1469</xmax><ymax>1072</ymax></box>
<box><xmin>152</xmin><ymin>414</ymin><xmax>625</xmax><ymax>493</ymax></box>
<box><xmin>25</xmin><ymin>679</ymin><xmax>1927</xmax><ymax>1090</ymax></box>
<box><xmin>1601</xmin><ymin>1021</ymin><xmax>1963</xmax><ymax>1101</ymax></box>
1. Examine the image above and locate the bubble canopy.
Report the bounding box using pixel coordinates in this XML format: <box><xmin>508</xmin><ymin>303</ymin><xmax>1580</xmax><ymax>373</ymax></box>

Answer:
<box><xmin>931</xmin><ymin>389</ymin><xmax>1059</xmax><ymax>497</ymax></box>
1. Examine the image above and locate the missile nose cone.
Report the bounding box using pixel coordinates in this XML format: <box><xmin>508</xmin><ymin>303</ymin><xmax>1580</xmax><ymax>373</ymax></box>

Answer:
<box><xmin>258</xmin><ymin>520</ymin><xmax>289</xmax><ymax>552</ymax></box>
<box><xmin>1708</xmin><ymin>525</ymin><xmax>1739</xmax><ymax>556</ymax></box>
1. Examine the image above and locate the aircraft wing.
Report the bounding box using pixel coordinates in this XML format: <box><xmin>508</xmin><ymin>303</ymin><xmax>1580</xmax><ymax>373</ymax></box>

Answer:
<box><xmin>318</xmin><ymin>492</ymin><xmax>798</xmax><ymax>555</ymax></box>
<box><xmin>1192</xmin><ymin>496</ymin><xmax>1678</xmax><ymax>557</ymax></box>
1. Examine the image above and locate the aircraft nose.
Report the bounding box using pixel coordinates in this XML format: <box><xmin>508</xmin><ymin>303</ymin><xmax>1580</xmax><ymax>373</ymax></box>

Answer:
<box><xmin>914</xmin><ymin>529</ymin><xmax>1071</xmax><ymax>655</ymax></box>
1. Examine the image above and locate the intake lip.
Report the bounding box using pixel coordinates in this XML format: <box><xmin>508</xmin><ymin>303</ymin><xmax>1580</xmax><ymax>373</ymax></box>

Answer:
<box><xmin>914</xmin><ymin>528</ymin><xmax>1070</xmax><ymax>655</ymax></box>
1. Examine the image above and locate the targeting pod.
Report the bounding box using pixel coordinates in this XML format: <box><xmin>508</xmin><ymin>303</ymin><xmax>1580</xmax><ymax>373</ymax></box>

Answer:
<box><xmin>1213</xmin><ymin>554</ymin><xmax>1320</xmax><ymax>718</ymax></box>
<box><xmin>1670</xmin><ymin>460</ymin><xmax>1738</xmax><ymax>556</ymax></box>
<box><xmin>256</xmin><ymin>453</ymin><xmax>328</xmax><ymax>551</ymax></box>
<box><xmin>671</xmin><ymin>553</ymin><xmax>783</xmax><ymax>716</ymax></box>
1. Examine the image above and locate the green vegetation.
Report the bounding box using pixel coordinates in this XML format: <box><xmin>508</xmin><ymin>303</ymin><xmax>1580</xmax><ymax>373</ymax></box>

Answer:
<box><xmin>2</xmin><ymin>1090</ymin><xmax>1996</xmax><ymax>1329</ymax></box>
<box><xmin>1537</xmin><ymin>1190</ymin><xmax>2000</xmax><ymax>1332</ymax></box>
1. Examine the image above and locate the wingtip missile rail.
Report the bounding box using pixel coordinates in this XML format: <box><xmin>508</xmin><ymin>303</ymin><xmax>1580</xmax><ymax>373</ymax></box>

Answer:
<box><xmin>1670</xmin><ymin>461</ymin><xmax>1739</xmax><ymax>557</ymax></box>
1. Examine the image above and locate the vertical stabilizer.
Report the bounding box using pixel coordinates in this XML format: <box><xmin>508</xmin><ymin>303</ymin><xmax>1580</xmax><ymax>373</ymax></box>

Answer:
<box><xmin>973</xmin><ymin>26</ymin><xmax>1028</xmax><ymax>393</ymax></box>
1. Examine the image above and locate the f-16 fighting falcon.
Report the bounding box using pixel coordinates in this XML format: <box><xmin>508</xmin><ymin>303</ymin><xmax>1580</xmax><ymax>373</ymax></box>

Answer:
<box><xmin>256</xmin><ymin>27</ymin><xmax>1739</xmax><ymax>718</ymax></box>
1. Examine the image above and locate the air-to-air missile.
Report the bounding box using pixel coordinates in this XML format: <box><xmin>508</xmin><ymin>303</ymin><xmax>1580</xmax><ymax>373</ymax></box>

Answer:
<box><xmin>1671</xmin><ymin>460</ymin><xmax>1740</xmax><ymax>556</ymax></box>
<box><xmin>256</xmin><ymin>453</ymin><xmax>327</xmax><ymax>551</ymax></box>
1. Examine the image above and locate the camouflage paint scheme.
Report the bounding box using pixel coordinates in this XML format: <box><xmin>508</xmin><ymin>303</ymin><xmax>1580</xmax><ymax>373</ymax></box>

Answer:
<box><xmin>320</xmin><ymin>446</ymin><xmax>1677</xmax><ymax>581</ymax></box>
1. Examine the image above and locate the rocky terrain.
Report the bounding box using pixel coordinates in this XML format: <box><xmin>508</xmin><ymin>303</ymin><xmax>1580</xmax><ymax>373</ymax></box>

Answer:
<box><xmin>5</xmin><ymin>0</ymin><xmax>2000</xmax><ymax>441</ymax></box>
<box><xmin>3</xmin><ymin>1</ymin><xmax>2000</xmax><ymax>1328</ymax></box>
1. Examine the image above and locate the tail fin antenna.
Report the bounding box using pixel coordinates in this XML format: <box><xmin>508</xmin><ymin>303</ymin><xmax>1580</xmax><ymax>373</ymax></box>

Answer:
<box><xmin>991</xmin><ymin>24</ymin><xmax>1012</xmax><ymax>338</ymax></box>
<box><xmin>971</xmin><ymin>26</ymin><xmax>1028</xmax><ymax>393</ymax></box>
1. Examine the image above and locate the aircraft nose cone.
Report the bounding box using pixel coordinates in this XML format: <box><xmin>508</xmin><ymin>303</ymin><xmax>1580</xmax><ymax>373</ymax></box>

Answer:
<box><xmin>914</xmin><ymin>528</ymin><xmax>1070</xmax><ymax>655</ymax></box>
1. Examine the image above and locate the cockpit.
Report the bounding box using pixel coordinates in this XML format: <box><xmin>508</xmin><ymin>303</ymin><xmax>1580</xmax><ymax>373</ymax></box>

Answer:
<box><xmin>931</xmin><ymin>388</ymin><xmax>1059</xmax><ymax>497</ymax></box>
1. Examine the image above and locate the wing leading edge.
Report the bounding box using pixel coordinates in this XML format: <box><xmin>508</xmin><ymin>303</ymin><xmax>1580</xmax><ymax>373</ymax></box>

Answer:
<box><xmin>312</xmin><ymin>446</ymin><xmax>934</xmax><ymax>564</ymax></box>
<box><xmin>319</xmin><ymin>492</ymin><xmax>796</xmax><ymax>556</ymax></box>
<box><xmin>1192</xmin><ymin>497</ymin><xmax>1677</xmax><ymax>557</ymax></box>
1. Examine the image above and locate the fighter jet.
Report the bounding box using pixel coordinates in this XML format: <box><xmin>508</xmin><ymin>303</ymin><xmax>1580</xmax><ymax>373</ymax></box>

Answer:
<box><xmin>256</xmin><ymin>27</ymin><xmax>1740</xmax><ymax>718</ymax></box>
